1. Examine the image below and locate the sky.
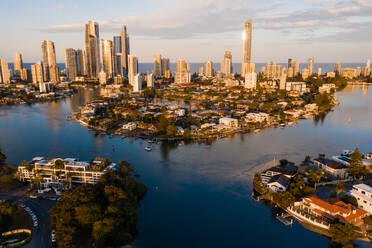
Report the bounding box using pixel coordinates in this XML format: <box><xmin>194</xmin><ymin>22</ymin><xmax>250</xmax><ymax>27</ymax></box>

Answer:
<box><xmin>0</xmin><ymin>0</ymin><xmax>371</xmax><ymax>63</ymax></box>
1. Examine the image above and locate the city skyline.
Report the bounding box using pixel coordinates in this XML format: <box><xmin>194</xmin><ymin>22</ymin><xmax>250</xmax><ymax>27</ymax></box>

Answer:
<box><xmin>0</xmin><ymin>0</ymin><xmax>371</xmax><ymax>63</ymax></box>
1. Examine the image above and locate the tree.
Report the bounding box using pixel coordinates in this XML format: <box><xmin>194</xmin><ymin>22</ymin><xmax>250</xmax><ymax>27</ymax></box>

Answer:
<box><xmin>341</xmin><ymin>195</ymin><xmax>358</xmax><ymax>207</ymax></box>
<box><xmin>279</xmin><ymin>159</ymin><xmax>288</xmax><ymax>167</ymax></box>
<box><xmin>166</xmin><ymin>125</ymin><xmax>178</xmax><ymax>136</ymax></box>
<box><xmin>159</xmin><ymin>115</ymin><xmax>169</xmax><ymax>133</ymax></box>
<box><xmin>50</xmin><ymin>160</ymin><xmax>147</xmax><ymax>248</ymax></box>
<box><xmin>253</xmin><ymin>173</ymin><xmax>268</xmax><ymax>195</ymax></box>
<box><xmin>336</xmin><ymin>180</ymin><xmax>345</xmax><ymax>196</ymax></box>
<box><xmin>329</xmin><ymin>224</ymin><xmax>358</xmax><ymax>246</ymax></box>
<box><xmin>307</xmin><ymin>170</ymin><xmax>324</xmax><ymax>188</ymax></box>
<box><xmin>0</xmin><ymin>200</ymin><xmax>17</xmax><ymax>235</ymax></box>
<box><xmin>0</xmin><ymin>148</ymin><xmax>6</xmax><ymax>164</ymax></box>
<box><xmin>54</xmin><ymin>159</ymin><xmax>65</xmax><ymax>170</ymax></box>
<box><xmin>182</xmin><ymin>129</ymin><xmax>191</xmax><ymax>139</ymax></box>
<box><xmin>288</xmin><ymin>174</ymin><xmax>306</xmax><ymax>198</ymax></box>
<box><xmin>272</xmin><ymin>191</ymin><xmax>296</xmax><ymax>209</ymax></box>
<box><xmin>347</xmin><ymin>148</ymin><xmax>369</xmax><ymax>180</ymax></box>
<box><xmin>304</xmin><ymin>155</ymin><xmax>311</xmax><ymax>163</ymax></box>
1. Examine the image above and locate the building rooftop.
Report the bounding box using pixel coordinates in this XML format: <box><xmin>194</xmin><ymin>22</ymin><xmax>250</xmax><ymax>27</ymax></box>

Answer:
<box><xmin>314</xmin><ymin>158</ymin><xmax>346</xmax><ymax>170</ymax></box>
<box><xmin>268</xmin><ymin>174</ymin><xmax>290</xmax><ymax>188</ymax></box>
<box><xmin>352</xmin><ymin>183</ymin><xmax>372</xmax><ymax>194</ymax></box>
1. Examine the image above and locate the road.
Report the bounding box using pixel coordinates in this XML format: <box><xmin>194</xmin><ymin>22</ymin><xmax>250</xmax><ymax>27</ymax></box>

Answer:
<box><xmin>0</xmin><ymin>194</ymin><xmax>55</xmax><ymax>248</ymax></box>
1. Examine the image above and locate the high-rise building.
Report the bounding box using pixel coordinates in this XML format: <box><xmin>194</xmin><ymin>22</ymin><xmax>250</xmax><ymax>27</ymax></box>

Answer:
<box><xmin>14</xmin><ymin>52</ymin><xmax>23</xmax><ymax>77</ymax></box>
<box><xmin>65</xmin><ymin>48</ymin><xmax>78</xmax><ymax>81</ymax></box>
<box><xmin>367</xmin><ymin>59</ymin><xmax>371</xmax><ymax>69</ymax></box>
<box><xmin>245</xmin><ymin>72</ymin><xmax>257</xmax><ymax>89</ymax></box>
<box><xmin>205</xmin><ymin>61</ymin><xmax>213</xmax><ymax>77</ymax></box>
<box><xmin>75</xmin><ymin>49</ymin><xmax>86</xmax><ymax>76</ymax></box>
<box><xmin>128</xmin><ymin>55</ymin><xmax>138</xmax><ymax>86</ymax></box>
<box><xmin>161</xmin><ymin>58</ymin><xmax>170</xmax><ymax>76</ymax></box>
<box><xmin>0</xmin><ymin>59</ymin><xmax>10</xmax><ymax>83</ymax></box>
<box><xmin>302</xmin><ymin>68</ymin><xmax>310</xmax><ymax>80</ymax></box>
<box><xmin>199</xmin><ymin>67</ymin><xmax>204</xmax><ymax>76</ymax></box>
<box><xmin>147</xmin><ymin>73</ymin><xmax>154</xmax><ymax>88</ymax></box>
<box><xmin>21</xmin><ymin>68</ymin><xmax>28</xmax><ymax>81</ymax></box>
<box><xmin>85</xmin><ymin>21</ymin><xmax>100</xmax><ymax>79</ymax></box>
<box><xmin>221</xmin><ymin>50</ymin><xmax>232</xmax><ymax>75</ymax></box>
<box><xmin>294</xmin><ymin>60</ymin><xmax>300</xmax><ymax>76</ymax></box>
<box><xmin>133</xmin><ymin>74</ymin><xmax>142</xmax><ymax>92</ymax></box>
<box><xmin>101</xmin><ymin>38</ymin><xmax>114</xmax><ymax>79</ymax></box>
<box><xmin>177</xmin><ymin>59</ymin><xmax>187</xmax><ymax>73</ymax></box>
<box><xmin>307</xmin><ymin>57</ymin><xmax>314</xmax><ymax>75</ymax></box>
<box><xmin>287</xmin><ymin>67</ymin><xmax>294</xmax><ymax>78</ymax></box>
<box><xmin>31</xmin><ymin>62</ymin><xmax>43</xmax><ymax>84</ymax></box>
<box><xmin>41</xmin><ymin>40</ymin><xmax>57</xmax><ymax>82</ymax></box>
<box><xmin>362</xmin><ymin>59</ymin><xmax>371</xmax><ymax>77</ymax></box>
<box><xmin>287</xmin><ymin>58</ymin><xmax>292</xmax><ymax>69</ymax></box>
<box><xmin>49</xmin><ymin>65</ymin><xmax>60</xmax><ymax>83</ymax></box>
<box><xmin>98</xmin><ymin>71</ymin><xmax>107</xmax><ymax>84</ymax></box>
<box><xmin>113</xmin><ymin>36</ymin><xmax>123</xmax><ymax>77</ymax></box>
<box><xmin>241</xmin><ymin>19</ymin><xmax>253</xmax><ymax>76</ymax></box>
<box><xmin>262</xmin><ymin>61</ymin><xmax>282</xmax><ymax>79</ymax></box>
<box><xmin>334</xmin><ymin>62</ymin><xmax>341</xmax><ymax>76</ymax></box>
<box><xmin>120</xmin><ymin>26</ymin><xmax>130</xmax><ymax>77</ymax></box>
<box><xmin>153</xmin><ymin>54</ymin><xmax>162</xmax><ymax>77</ymax></box>
<box><xmin>317</xmin><ymin>67</ymin><xmax>322</xmax><ymax>76</ymax></box>
<box><xmin>175</xmin><ymin>59</ymin><xmax>190</xmax><ymax>83</ymax></box>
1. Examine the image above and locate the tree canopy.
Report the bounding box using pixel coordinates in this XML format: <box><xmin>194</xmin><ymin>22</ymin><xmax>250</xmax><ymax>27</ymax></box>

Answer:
<box><xmin>50</xmin><ymin>161</ymin><xmax>147</xmax><ymax>248</ymax></box>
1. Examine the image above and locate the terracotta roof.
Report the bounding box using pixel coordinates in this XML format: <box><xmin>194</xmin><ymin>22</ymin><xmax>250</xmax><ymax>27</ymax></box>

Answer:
<box><xmin>303</xmin><ymin>196</ymin><xmax>368</xmax><ymax>223</ymax></box>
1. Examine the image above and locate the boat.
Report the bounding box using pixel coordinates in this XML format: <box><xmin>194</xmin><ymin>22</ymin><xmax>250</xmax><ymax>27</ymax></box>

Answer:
<box><xmin>145</xmin><ymin>146</ymin><xmax>152</xmax><ymax>152</ymax></box>
<box><xmin>253</xmin><ymin>129</ymin><xmax>261</xmax><ymax>134</ymax></box>
<box><xmin>280</xmin><ymin>123</ymin><xmax>285</xmax><ymax>128</ymax></box>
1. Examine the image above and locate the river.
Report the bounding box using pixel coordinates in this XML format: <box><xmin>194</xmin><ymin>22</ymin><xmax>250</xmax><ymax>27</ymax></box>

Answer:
<box><xmin>0</xmin><ymin>85</ymin><xmax>371</xmax><ymax>247</ymax></box>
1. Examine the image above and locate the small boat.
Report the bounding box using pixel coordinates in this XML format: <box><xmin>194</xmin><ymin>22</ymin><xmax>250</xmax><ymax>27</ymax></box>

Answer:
<box><xmin>145</xmin><ymin>146</ymin><xmax>152</xmax><ymax>152</ymax></box>
<box><xmin>254</xmin><ymin>129</ymin><xmax>260</xmax><ymax>134</ymax></box>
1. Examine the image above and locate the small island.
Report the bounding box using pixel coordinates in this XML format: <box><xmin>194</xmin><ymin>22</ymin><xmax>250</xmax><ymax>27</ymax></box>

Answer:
<box><xmin>72</xmin><ymin>74</ymin><xmax>343</xmax><ymax>142</ymax></box>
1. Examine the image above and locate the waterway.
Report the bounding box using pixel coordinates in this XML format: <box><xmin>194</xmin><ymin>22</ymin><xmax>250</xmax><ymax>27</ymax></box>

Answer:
<box><xmin>0</xmin><ymin>85</ymin><xmax>371</xmax><ymax>247</ymax></box>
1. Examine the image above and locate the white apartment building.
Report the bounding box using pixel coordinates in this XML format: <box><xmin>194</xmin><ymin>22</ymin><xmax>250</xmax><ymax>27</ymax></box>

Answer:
<box><xmin>18</xmin><ymin>157</ymin><xmax>117</xmax><ymax>188</ymax></box>
<box><xmin>244</xmin><ymin>72</ymin><xmax>257</xmax><ymax>89</ymax></box>
<box><xmin>350</xmin><ymin>184</ymin><xmax>372</xmax><ymax>214</ymax></box>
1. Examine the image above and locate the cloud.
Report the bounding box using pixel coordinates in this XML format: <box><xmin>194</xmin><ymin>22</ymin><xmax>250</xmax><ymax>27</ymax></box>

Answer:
<box><xmin>40</xmin><ymin>0</ymin><xmax>372</xmax><ymax>43</ymax></box>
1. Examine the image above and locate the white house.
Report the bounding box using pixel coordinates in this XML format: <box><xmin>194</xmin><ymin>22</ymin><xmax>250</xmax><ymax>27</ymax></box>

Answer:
<box><xmin>350</xmin><ymin>184</ymin><xmax>372</xmax><ymax>214</ymax></box>
<box><xmin>266</xmin><ymin>174</ymin><xmax>290</xmax><ymax>192</ymax></box>
<box><xmin>219</xmin><ymin>117</ymin><xmax>238</xmax><ymax>128</ymax></box>
<box><xmin>122</xmin><ymin>122</ymin><xmax>138</xmax><ymax>131</ymax></box>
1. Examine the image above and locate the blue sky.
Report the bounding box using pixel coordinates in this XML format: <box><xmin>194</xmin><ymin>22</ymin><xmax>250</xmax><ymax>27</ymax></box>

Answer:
<box><xmin>0</xmin><ymin>0</ymin><xmax>371</xmax><ymax>63</ymax></box>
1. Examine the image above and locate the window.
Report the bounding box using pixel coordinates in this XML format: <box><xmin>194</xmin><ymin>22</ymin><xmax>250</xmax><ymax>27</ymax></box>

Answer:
<box><xmin>362</xmin><ymin>191</ymin><xmax>366</xmax><ymax>194</ymax></box>
<box><xmin>364</xmin><ymin>201</ymin><xmax>367</xmax><ymax>204</ymax></box>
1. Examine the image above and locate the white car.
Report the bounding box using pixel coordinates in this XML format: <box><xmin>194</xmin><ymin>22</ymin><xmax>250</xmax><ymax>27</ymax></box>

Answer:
<box><xmin>29</xmin><ymin>195</ymin><xmax>37</xmax><ymax>199</ymax></box>
<box><xmin>33</xmin><ymin>221</ymin><xmax>38</xmax><ymax>227</ymax></box>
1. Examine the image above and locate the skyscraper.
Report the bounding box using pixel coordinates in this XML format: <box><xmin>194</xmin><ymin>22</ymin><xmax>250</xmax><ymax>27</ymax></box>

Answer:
<box><xmin>85</xmin><ymin>21</ymin><xmax>100</xmax><ymax>79</ymax></box>
<box><xmin>205</xmin><ymin>61</ymin><xmax>213</xmax><ymax>77</ymax></box>
<box><xmin>128</xmin><ymin>55</ymin><xmax>138</xmax><ymax>86</ymax></box>
<box><xmin>101</xmin><ymin>38</ymin><xmax>114</xmax><ymax>79</ymax></box>
<box><xmin>65</xmin><ymin>48</ymin><xmax>78</xmax><ymax>81</ymax></box>
<box><xmin>175</xmin><ymin>59</ymin><xmax>190</xmax><ymax>84</ymax></box>
<box><xmin>120</xmin><ymin>26</ymin><xmax>130</xmax><ymax>77</ymax></box>
<box><xmin>153</xmin><ymin>54</ymin><xmax>162</xmax><ymax>77</ymax></box>
<box><xmin>75</xmin><ymin>49</ymin><xmax>86</xmax><ymax>76</ymax></box>
<box><xmin>31</xmin><ymin>62</ymin><xmax>43</xmax><ymax>84</ymax></box>
<box><xmin>177</xmin><ymin>59</ymin><xmax>186</xmax><ymax>73</ymax></box>
<box><xmin>14</xmin><ymin>52</ymin><xmax>23</xmax><ymax>77</ymax></box>
<box><xmin>294</xmin><ymin>60</ymin><xmax>300</xmax><ymax>76</ymax></box>
<box><xmin>41</xmin><ymin>40</ymin><xmax>57</xmax><ymax>82</ymax></box>
<box><xmin>334</xmin><ymin>62</ymin><xmax>341</xmax><ymax>76</ymax></box>
<box><xmin>221</xmin><ymin>50</ymin><xmax>232</xmax><ymax>75</ymax></box>
<box><xmin>0</xmin><ymin>59</ymin><xmax>10</xmax><ymax>83</ymax></box>
<box><xmin>113</xmin><ymin>36</ymin><xmax>123</xmax><ymax>76</ymax></box>
<box><xmin>241</xmin><ymin>19</ymin><xmax>253</xmax><ymax>76</ymax></box>
<box><xmin>307</xmin><ymin>57</ymin><xmax>314</xmax><ymax>75</ymax></box>
<box><xmin>161</xmin><ymin>58</ymin><xmax>170</xmax><ymax>76</ymax></box>
<box><xmin>287</xmin><ymin>58</ymin><xmax>292</xmax><ymax>69</ymax></box>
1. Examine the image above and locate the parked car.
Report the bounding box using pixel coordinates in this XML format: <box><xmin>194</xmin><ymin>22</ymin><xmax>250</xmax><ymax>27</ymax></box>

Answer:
<box><xmin>33</xmin><ymin>221</ymin><xmax>38</xmax><ymax>227</ymax></box>
<box><xmin>29</xmin><ymin>195</ymin><xmax>37</xmax><ymax>199</ymax></box>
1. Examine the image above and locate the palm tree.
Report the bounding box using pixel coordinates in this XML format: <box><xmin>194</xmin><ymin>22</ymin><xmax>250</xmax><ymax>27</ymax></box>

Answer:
<box><xmin>336</xmin><ymin>180</ymin><xmax>345</xmax><ymax>196</ymax></box>
<box><xmin>66</xmin><ymin>172</ymin><xmax>73</xmax><ymax>189</ymax></box>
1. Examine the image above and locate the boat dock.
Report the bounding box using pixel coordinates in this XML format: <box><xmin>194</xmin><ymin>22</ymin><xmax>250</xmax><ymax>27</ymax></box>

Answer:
<box><xmin>276</xmin><ymin>212</ymin><xmax>293</xmax><ymax>226</ymax></box>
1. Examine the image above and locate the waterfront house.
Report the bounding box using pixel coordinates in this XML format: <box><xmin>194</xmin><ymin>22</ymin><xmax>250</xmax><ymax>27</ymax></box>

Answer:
<box><xmin>261</xmin><ymin>164</ymin><xmax>298</xmax><ymax>186</ymax></box>
<box><xmin>313</xmin><ymin>158</ymin><xmax>348</xmax><ymax>179</ymax></box>
<box><xmin>266</xmin><ymin>174</ymin><xmax>290</xmax><ymax>192</ymax></box>
<box><xmin>350</xmin><ymin>184</ymin><xmax>372</xmax><ymax>214</ymax></box>
<box><xmin>288</xmin><ymin>196</ymin><xmax>368</xmax><ymax>229</ymax></box>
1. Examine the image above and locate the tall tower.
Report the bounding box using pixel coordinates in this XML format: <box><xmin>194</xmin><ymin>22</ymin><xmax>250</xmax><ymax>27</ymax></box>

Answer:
<box><xmin>205</xmin><ymin>61</ymin><xmax>213</xmax><ymax>77</ymax></box>
<box><xmin>153</xmin><ymin>54</ymin><xmax>162</xmax><ymax>77</ymax></box>
<box><xmin>161</xmin><ymin>58</ymin><xmax>170</xmax><ymax>76</ymax></box>
<box><xmin>221</xmin><ymin>50</ymin><xmax>232</xmax><ymax>75</ymax></box>
<box><xmin>287</xmin><ymin>58</ymin><xmax>292</xmax><ymax>69</ymax></box>
<box><xmin>334</xmin><ymin>62</ymin><xmax>341</xmax><ymax>76</ymax></box>
<box><xmin>294</xmin><ymin>60</ymin><xmax>300</xmax><ymax>76</ymax></box>
<box><xmin>41</xmin><ymin>40</ymin><xmax>57</xmax><ymax>82</ymax></box>
<box><xmin>101</xmin><ymin>38</ymin><xmax>114</xmax><ymax>79</ymax></box>
<box><xmin>128</xmin><ymin>55</ymin><xmax>138</xmax><ymax>86</ymax></box>
<box><xmin>14</xmin><ymin>52</ymin><xmax>23</xmax><ymax>77</ymax></box>
<box><xmin>85</xmin><ymin>21</ymin><xmax>100</xmax><ymax>79</ymax></box>
<box><xmin>75</xmin><ymin>49</ymin><xmax>86</xmax><ymax>76</ymax></box>
<box><xmin>120</xmin><ymin>26</ymin><xmax>130</xmax><ymax>77</ymax></box>
<box><xmin>0</xmin><ymin>59</ymin><xmax>10</xmax><ymax>83</ymax></box>
<box><xmin>241</xmin><ymin>19</ymin><xmax>253</xmax><ymax>76</ymax></box>
<box><xmin>65</xmin><ymin>48</ymin><xmax>77</xmax><ymax>81</ymax></box>
<box><xmin>308</xmin><ymin>57</ymin><xmax>314</xmax><ymax>75</ymax></box>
